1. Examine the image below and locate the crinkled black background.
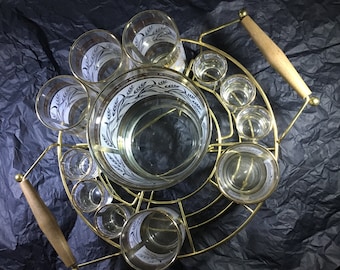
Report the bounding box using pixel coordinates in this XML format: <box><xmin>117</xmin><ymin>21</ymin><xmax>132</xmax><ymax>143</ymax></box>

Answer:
<box><xmin>1</xmin><ymin>0</ymin><xmax>340</xmax><ymax>269</ymax></box>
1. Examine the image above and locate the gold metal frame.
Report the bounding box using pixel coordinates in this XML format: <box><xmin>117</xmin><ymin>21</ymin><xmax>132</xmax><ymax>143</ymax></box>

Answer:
<box><xmin>17</xmin><ymin>11</ymin><xmax>319</xmax><ymax>269</ymax></box>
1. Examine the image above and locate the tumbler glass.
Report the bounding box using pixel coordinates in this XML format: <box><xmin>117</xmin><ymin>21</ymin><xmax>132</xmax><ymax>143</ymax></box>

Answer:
<box><xmin>122</xmin><ymin>10</ymin><xmax>186</xmax><ymax>72</ymax></box>
<box><xmin>60</xmin><ymin>147</ymin><xmax>98</xmax><ymax>181</ymax></box>
<box><xmin>220</xmin><ymin>74</ymin><xmax>256</xmax><ymax>112</ymax></box>
<box><xmin>120</xmin><ymin>207</ymin><xmax>185</xmax><ymax>270</ymax></box>
<box><xmin>236</xmin><ymin>105</ymin><xmax>273</xmax><ymax>140</ymax></box>
<box><xmin>35</xmin><ymin>75</ymin><xmax>89</xmax><ymax>138</ymax></box>
<box><xmin>71</xmin><ymin>179</ymin><xmax>112</xmax><ymax>213</ymax></box>
<box><xmin>69</xmin><ymin>29</ymin><xmax>127</xmax><ymax>93</ymax></box>
<box><xmin>94</xmin><ymin>203</ymin><xmax>133</xmax><ymax>239</ymax></box>
<box><xmin>215</xmin><ymin>143</ymin><xmax>279</xmax><ymax>204</ymax></box>
<box><xmin>192</xmin><ymin>50</ymin><xmax>228</xmax><ymax>89</ymax></box>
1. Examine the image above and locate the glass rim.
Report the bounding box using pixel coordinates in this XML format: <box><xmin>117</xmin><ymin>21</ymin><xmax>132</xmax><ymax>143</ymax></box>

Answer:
<box><xmin>68</xmin><ymin>29</ymin><xmax>125</xmax><ymax>85</ymax></box>
<box><xmin>220</xmin><ymin>73</ymin><xmax>257</xmax><ymax>109</ymax></box>
<box><xmin>122</xmin><ymin>10</ymin><xmax>181</xmax><ymax>65</ymax></box>
<box><xmin>192</xmin><ymin>50</ymin><xmax>228</xmax><ymax>83</ymax></box>
<box><xmin>60</xmin><ymin>147</ymin><xmax>94</xmax><ymax>181</ymax></box>
<box><xmin>215</xmin><ymin>143</ymin><xmax>279</xmax><ymax>204</ymax></box>
<box><xmin>94</xmin><ymin>203</ymin><xmax>132</xmax><ymax>239</ymax></box>
<box><xmin>120</xmin><ymin>207</ymin><xmax>184</xmax><ymax>270</ymax></box>
<box><xmin>71</xmin><ymin>179</ymin><xmax>106</xmax><ymax>213</ymax></box>
<box><xmin>35</xmin><ymin>75</ymin><xmax>90</xmax><ymax>132</ymax></box>
<box><xmin>235</xmin><ymin>104</ymin><xmax>274</xmax><ymax>140</ymax></box>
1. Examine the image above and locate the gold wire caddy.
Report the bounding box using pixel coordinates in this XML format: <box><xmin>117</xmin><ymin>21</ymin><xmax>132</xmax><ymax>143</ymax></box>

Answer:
<box><xmin>15</xmin><ymin>10</ymin><xmax>319</xmax><ymax>269</ymax></box>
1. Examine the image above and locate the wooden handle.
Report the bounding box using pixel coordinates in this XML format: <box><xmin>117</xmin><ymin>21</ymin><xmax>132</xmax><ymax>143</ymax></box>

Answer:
<box><xmin>16</xmin><ymin>174</ymin><xmax>77</xmax><ymax>268</ymax></box>
<box><xmin>240</xmin><ymin>11</ymin><xmax>312</xmax><ymax>99</ymax></box>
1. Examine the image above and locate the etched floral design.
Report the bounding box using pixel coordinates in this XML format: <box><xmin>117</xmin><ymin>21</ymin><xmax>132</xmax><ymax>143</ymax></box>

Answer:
<box><xmin>81</xmin><ymin>42</ymin><xmax>118</xmax><ymax>82</ymax></box>
<box><xmin>133</xmin><ymin>24</ymin><xmax>176</xmax><ymax>55</ymax></box>
<box><xmin>102</xmin><ymin>79</ymin><xmax>203</xmax><ymax>146</ymax></box>
<box><xmin>106</xmin><ymin>154</ymin><xmax>135</xmax><ymax>180</ymax></box>
<box><xmin>102</xmin><ymin>80</ymin><xmax>163</xmax><ymax>148</ymax></box>
<box><xmin>50</xmin><ymin>86</ymin><xmax>86</xmax><ymax>125</ymax></box>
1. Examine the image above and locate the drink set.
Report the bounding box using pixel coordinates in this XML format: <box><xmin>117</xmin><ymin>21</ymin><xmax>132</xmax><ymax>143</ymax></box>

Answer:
<box><xmin>16</xmin><ymin>9</ymin><xmax>318</xmax><ymax>270</ymax></box>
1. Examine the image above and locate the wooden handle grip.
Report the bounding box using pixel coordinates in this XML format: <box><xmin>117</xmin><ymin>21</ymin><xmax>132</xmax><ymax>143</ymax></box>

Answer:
<box><xmin>240</xmin><ymin>13</ymin><xmax>312</xmax><ymax>99</ymax></box>
<box><xmin>17</xmin><ymin>175</ymin><xmax>77</xmax><ymax>268</ymax></box>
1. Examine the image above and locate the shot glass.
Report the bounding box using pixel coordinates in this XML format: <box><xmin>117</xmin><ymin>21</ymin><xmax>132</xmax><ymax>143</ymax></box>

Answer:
<box><xmin>69</xmin><ymin>29</ymin><xmax>127</xmax><ymax>93</ymax></box>
<box><xmin>94</xmin><ymin>203</ymin><xmax>133</xmax><ymax>239</ymax></box>
<box><xmin>35</xmin><ymin>75</ymin><xmax>89</xmax><ymax>138</ymax></box>
<box><xmin>215</xmin><ymin>143</ymin><xmax>279</xmax><ymax>204</ymax></box>
<box><xmin>192</xmin><ymin>50</ymin><xmax>228</xmax><ymax>89</ymax></box>
<box><xmin>71</xmin><ymin>179</ymin><xmax>112</xmax><ymax>213</ymax></box>
<box><xmin>236</xmin><ymin>105</ymin><xmax>273</xmax><ymax>140</ymax></box>
<box><xmin>220</xmin><ymin>74</ymin><xmax>256</xmax><ymax>112</ymax></box>
<box><xmin>122</xmin><ymin>10</ymin><xmax>186</xmax><ymax>72</ymax></box>
<box><xmin>120</xmin><ymin>207</ymin><xmax>185</xmax><ymax>270</ymax></box>
<box><xmin>60</xmin><ymin>147</ymin><xmax>98</xmax><ymax>181</ymax></box>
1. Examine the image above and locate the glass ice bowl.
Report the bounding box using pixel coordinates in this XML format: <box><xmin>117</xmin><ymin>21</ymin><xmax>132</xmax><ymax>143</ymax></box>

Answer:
<box><xmin>87</xmin><ymin>66</ymin><xmax>212</xmax><ymax>191</ymax></box>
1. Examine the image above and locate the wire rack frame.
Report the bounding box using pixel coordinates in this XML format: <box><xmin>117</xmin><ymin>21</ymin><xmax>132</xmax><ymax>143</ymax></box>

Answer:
<box><xmin>55</xmin><ymin>30</ymin><xmax>280</xmax><ymax>267</ymax></box>
<box><xmin>17</xmin><ymin>10</ymin><xmax>319</xmax><ymax>269</ymax></box>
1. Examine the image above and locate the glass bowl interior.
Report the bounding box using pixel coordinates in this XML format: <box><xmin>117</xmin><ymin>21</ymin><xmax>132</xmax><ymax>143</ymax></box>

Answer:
<box><xmin>87</xmin><ymin>66</ymin><xmax>212</xmax><ymax>191</ymax></box>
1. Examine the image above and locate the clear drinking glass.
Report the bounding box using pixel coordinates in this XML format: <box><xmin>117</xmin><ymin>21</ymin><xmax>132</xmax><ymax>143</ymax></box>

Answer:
<box><xmin>69</xmin><ymin>29</ymin><xmax>128</xmax><ymax>93</ymax></box>
<box><xmin>192</xmin><ymin>50</ymin><xmax>228</xmax><ymax>89</ymax></box>
<box><xmin>215</xmin><ymin>143</ymin><xmax>279</xmax><ymax>204</ymax></box>
<box><xmin>220</xmin><ymin>74</ymin><xmax>256</xmax><ymax>112</ymax></box>
<box><xmin>120</xmin><ymin>207</ymin><xmax>185</xmax><ymax>270</ymax></box>
<box><xmin>122</xmin><ymin>10</ymin><xmax>186</xmax><ymax>72</ymax></box>
<box><xmin>236</xmin><ymin>105</ymin><xmax>273</xmax><ymax>140</ymax></box>
<box><xmin>60</xmin><ymin>147</ymin><xmax>98</xmax><ymax>181</ymax></box>
<box><xmin>35</xmin><ymin>75</ymin><xmax>89</xmax><ymax>138</ymax></box>
<box><xmin>71</xmin><ymin>179</ymin><xmax>112</xmax><ymax>213</ymax></box>
<box><xmin>94</xmin><ymin>203</ymin><xmax>133</xmax><ymax>239</ymax></box>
